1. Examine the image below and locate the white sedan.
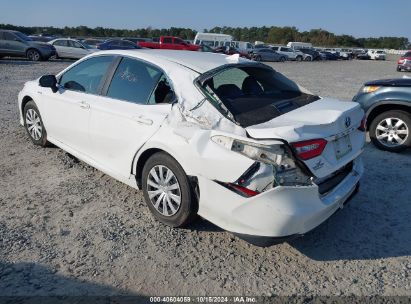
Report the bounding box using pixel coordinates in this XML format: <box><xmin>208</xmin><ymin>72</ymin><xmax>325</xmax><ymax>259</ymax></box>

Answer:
<box><xmin>18</xmin><ymin>50</ymin><xmax>365</xmax><ymax>246</ymax></box>
<box><xmin>48</xmin><ymin>38</ymin><xmax>98</xmax><ymax>59</ymax></box>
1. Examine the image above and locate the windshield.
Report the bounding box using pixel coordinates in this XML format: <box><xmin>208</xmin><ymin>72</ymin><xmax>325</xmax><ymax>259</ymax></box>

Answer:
<box><xmin>14</xmin><ymin>32</ymin><xmax>32</xmax><ymax>41</ymax></box>
<box><xmin>200</xmin><ymin>65</ymin><xmax>320</xmax><ymax>127</ymax></box>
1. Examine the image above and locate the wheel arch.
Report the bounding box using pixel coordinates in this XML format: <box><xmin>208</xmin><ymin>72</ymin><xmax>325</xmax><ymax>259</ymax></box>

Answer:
<box><xmin>21</xmin><ymin>95</ymin><xmax>34</xmax><ymax>115</ymax></box>
<box><xmin>366</xmin><ymin>101</ymin><xmax>411</xmax><ymax>130</ymax></box>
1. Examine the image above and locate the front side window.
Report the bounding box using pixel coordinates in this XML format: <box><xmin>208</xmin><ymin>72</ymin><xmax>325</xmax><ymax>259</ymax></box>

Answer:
<box><xmin>4</xmin><ymin>32</ymin><xmax>17</xmax><ymax>41</ymax></box>
<box><xmin>163</xmin><ymin>37</ymin><xmax>172</xmax><ymax>44</ymax></box>
<box><xmin>201</xmin><ymin>66</ymin><xmax>319</xmax><ymax>127</ymax></box>
<box><xmin>59</xmin><ymin>56</ymin><xmax>114</xmax><ymax>94</ymax></box>
<box><xmin>69</xmin><ymin>40</ymin><xmax>83</xmax><ymax>48</ymax></box>
<box><xmin>106</xmin><ymin>57</ymin><xmax>163</xmax><ymax>104</ymax></box>
<box><xmin>174</xmin><ymin>38</ymin><xmax>185</xmax><ymax>45</ymax></box>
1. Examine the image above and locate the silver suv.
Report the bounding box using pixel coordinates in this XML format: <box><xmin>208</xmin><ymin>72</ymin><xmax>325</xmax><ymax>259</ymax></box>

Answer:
<box><xmin>270</xmin><ymin>46</ymin><xmax>311</xmax><ymax>61</ymax></box>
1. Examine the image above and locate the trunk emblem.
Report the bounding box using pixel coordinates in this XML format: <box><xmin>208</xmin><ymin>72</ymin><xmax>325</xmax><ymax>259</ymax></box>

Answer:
<box><xmin>345</xmin><ymin>117</ymin><xmax>351</xmax><ymax>128</ymax></box>
<box><xmin>313</xmin><ymin>159</ymin><xmax>325</xmax><ymax>170</ymax></box>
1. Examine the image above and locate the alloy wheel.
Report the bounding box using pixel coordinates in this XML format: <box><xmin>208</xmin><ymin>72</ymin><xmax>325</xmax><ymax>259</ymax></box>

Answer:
<box><xmin>376</xmin><ymin>117</ymin><xmax>409</xmax><ymax>147</ymax></box>
<box><xmin>27</xmin><ymin>50</ymin><xmax>40</xmax><ymax>61</ymax></box>
<box><xmin>147</xmin><ymin>165</ymin><xmax>181</xmax><ymax>216</ymax></box>
<box><xmin>25</xmin><ymin>109</ymin><xmax>43</xmax><ymax>140</ymax></box>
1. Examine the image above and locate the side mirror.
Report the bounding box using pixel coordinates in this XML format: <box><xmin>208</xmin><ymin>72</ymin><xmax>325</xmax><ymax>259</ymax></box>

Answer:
<box><xmin>39</xmin><ymin>75</ymin><xmax>58</xmax><ymax>93</ymax></box>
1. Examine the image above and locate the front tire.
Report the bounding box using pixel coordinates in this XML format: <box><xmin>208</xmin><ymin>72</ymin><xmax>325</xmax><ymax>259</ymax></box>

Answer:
<box><xmin>254</xmin><ymin>55</ymin><xmax>262</xmax><ymax>62</ymax></box>
<box><xmin>296</xmin><ymin>56</ymin><xmax>302</xmax><ymax>62</ymax></box>
<box><xmin>26</xmin><ymin>49</ymin><xmax>42</xmax><ymax>61</ymax></box>
<box><xmin>369</xmin><ymin>110</ymin><xmax>411</xmax><ymax>152</ymax></box>
<box><xmin>23</xmin><ymin>100</ymin><xmax>48</xmax><ymax>146</ymax></box>
<box><xmin>142</xmin><ymin>152</ymin><xmax>197</xmax><ymax>227</ymax></box>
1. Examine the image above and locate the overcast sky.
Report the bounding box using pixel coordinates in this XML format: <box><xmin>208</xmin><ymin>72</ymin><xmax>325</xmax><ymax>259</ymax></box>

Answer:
<box><xmin>1</xmin><ymin>0</ymin><xmax>410</xmax><ymax>39</ymax></box>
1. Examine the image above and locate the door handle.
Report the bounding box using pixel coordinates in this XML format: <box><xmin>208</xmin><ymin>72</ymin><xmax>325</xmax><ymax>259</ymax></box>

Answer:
<box><xmin>132</xmin><ymin>115</ymin><xmax>153</xmax><ymax>125</ymax></box>
<box><xmin>78</xmin><ymin>101</ymin><xmax>90</xmax><ymax>109</ymax></box>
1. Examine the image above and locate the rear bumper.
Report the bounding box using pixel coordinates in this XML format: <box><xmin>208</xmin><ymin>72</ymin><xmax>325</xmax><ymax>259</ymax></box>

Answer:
<box><xmin>197</xmin><ymin>158</ymin><xmax>363</xmax><ymax>244</ymax></box>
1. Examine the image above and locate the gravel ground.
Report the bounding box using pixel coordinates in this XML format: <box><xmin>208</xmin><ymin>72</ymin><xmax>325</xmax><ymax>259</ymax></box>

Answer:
<box><xmin>0</xmin><ymin>55</ymin><xmax>410</xmax><ymax>298</ymax></box>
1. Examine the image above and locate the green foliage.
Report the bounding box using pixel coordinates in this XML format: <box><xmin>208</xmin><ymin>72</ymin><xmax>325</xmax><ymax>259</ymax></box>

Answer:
<box><xmin>0</xmin><ymin>23</ymin><xmax>409</xmax><ymax>49</ymax></box>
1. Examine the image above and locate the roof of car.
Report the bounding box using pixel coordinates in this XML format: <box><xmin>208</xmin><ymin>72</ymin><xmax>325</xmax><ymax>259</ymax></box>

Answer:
<box><xmin>93</xmin><ymin>49</ymin><xmax>249</xmax><ymax>74</ymax></box>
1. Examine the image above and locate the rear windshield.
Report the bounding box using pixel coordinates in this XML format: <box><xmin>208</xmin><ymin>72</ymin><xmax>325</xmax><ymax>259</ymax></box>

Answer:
<box><xmin>200</xmin><ymin>66</ymin><xmax>320</xmax><ymax>127</ymax></box>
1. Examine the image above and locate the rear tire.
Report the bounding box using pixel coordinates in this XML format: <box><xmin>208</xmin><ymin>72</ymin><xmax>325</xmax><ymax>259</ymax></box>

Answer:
<box><xmin>296</xmin><ymin>56</ymin><xmax>302</xmax><ymax>62</ymax></box>
<box><xmin>254</xmin><ymin>55</ymin><xmax>262</xmax><ymax>62</ymax></box>
<box><xmin>23</xmin><ymin>100</ymin><xmax>49</xmax><ymax>147</ymax></box>
<box><xmin>304</xmin><ymin>56</ymin><xmax>312</xmax><ymax>61</ymax></box>
<box><xmin>369</xmin><ymin>110</ymin><xmax>411</xmax><ymax>152</ymax></box>
<box><xmin>26</xmin><ymin>49</ymin><xmax>42</xmax><ymax>61</ymax></box>
<box><xmin>142</xmin><ymin>152</ymin><xmax>198</xmax><ymax>227</ymax></box>
<box><xmin>280</xmin><ymin>56</ymin><xmax>286</xmax><ymax>62</ymax></box>
<box><xmin>397</xmin><ymin>66</ymin><xmax>402</xmax><ymax>72</ymax></box>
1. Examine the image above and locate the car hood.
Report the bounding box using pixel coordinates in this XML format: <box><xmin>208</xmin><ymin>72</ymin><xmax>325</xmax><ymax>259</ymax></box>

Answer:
<box><xmin>245</xmin><ymin>97</ymin><xmax>363</xmax><ymax>142</ymax></box>
<box><xmin>364</xmin><ymin>78</ymin><xmax>411</xmax><ymax>87</ymax></box>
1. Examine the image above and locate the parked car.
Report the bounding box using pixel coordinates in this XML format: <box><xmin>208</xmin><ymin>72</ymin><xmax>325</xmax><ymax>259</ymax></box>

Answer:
<box><xmin>139</xmin><ymin>36</ymin><xmax>200</xmax><ymax>51</ymax></box>
<box><xmin>299</xmin><ymin>48</ymin><xmax>321</xmax><ymax>61</ymax></box>
<box><xmin>356</xmin><ymin>51</ymin><xmax>371</xmax><ymax>60</ymax></box>
<box><xmin>353</xmin><ymin>78</ymin><xmax>411</xmax><ymax>152</ymax></box>
<box><xmin>49</xmin><ymin>38</ymin><xmax>98</xmax><ymax>59</ymax></box>
<box><xmin>28</xmin><ymin>35</ymin><xmax>55</xmax><ymax>43</ymax></box>
<box><xmin>251</xmin><ymin>48</ymin><xmax>287</xmax><ymax>62</ymax></box>
<box><xmin>0</xmin><ymin>30</ymin><xmax>56</xmax><ymax>61</ymax></box>
<box><xmin>320</xmin><ymin>51</ymin><xmax>340</xmax><ymax>60</ymax></box>
<box><xmin>81</xmin><ymin>38</ymin><xmax>104</xmax><ymax>49</ymax></box>
<box><xmin>368</xmin><ymin>50</ymin><xmax>386</xmax><ymax>60</ymax></box>
<box><xmin>397</xmin><ymin>51</ymin><xmax>411</xmax><ymax>72</ymax></box>
<box><xmin>214</xmin><ymin>46</ymin><xmax>251</xmax><ymax>59</ymax></box>
<box><xmin>122</xmin><ymin>37</ymin><xmax>152</xmax><ymax>45</ymax></box>
<box><xmin>270</xmin><ymin>46</ymin><xmax>304</xmax><ymax>61</ymax></box>
<box><xmin>18</xmin><ymin>50</ymin><xmax>364</xmax><ymax>246</ymax></box>
<box><xmin>97</xmin><ymin>39</ymin><xmax>141</xmax><ymax>50</ymax></box>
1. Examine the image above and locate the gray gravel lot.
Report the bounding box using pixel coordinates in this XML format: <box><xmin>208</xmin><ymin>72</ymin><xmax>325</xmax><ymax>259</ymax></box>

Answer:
<box><xmin>0</xmin><ymin>56</ymin><xmax>410</xmax><ymax>298</ymax></box>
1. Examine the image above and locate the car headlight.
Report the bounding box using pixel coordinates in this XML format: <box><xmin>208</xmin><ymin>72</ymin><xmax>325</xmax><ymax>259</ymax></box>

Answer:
<box><xmin>361</xmin><ymin>86</ymin><xmax>380</xmax><ymax>93</ymax></box>
<box><xmin>211</xmin><ymin>135</ymin><xmax>312</xmax><ymax>187</ymax></box>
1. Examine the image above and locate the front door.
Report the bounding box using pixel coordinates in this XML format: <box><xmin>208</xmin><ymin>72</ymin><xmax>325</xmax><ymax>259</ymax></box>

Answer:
<box><xmin>42</xmin><ymin>55</ymin><xmax>115</xmax><ymax>155</ymax></box>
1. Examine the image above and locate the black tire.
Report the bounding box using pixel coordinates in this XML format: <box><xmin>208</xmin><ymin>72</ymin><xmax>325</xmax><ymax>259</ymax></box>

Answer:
<box><xmin>397</xmin><ymin>66</ymin><xmax>402</xmax><ymax>72</ymax></box>
<box><xmin>23</xmin><ymin>100</ymin><xmax>48</xmax><ymax>147</ymax></box>
<box><xmin>142</xmin><ymin>152</ymin><xmax>197</xmax><ymax>227</ymax></box>
<box><xmin>254</xmin><ymin>55</ymin><xmax>262</xmax><ymax>62</ymax></box>
<box><xmin>304</xmin><ymin>56</ymin><xmax>312</xmax><ymax>61</ymax></box>
<box><xmin>26</xmin><ymin>49</ymin><xmax>42</xmax><ymax>61</ymax></box>
<box><xmin>280</xmin><ymin>56</ymin><xmax>286</xmax><ymax>62</ymax></box>
<box><xmin>369</xmin><ymin>110</ymin><xmax>411</xmax><ymax>152</ymax></box>
<box><xmin>296</xmin><ymin>56</ymin><xmax>302</xmax><ymax>62</ymax></box>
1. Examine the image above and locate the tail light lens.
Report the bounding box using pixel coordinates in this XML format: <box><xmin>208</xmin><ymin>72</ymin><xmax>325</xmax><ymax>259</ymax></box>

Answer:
<box><xmin>229</xmin><ymin>183</ymin><xmax>260</xmax><ymax>197</ymax></box>
<box><xmin>358</xmin><ymin>115</ymin><xmax>367</xmax><ymax>131</ymax></box>
<box><xmin>292</xmin><ymin>139</ymin><xmax>327</xmax><ymax>160</ymax></box>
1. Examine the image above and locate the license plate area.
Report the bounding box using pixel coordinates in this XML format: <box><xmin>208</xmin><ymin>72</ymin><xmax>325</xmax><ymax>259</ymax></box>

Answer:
<box><xmin>333</xmin><ymin>134</ymin><xmax>352</xmax><ymax>159</ymax></box>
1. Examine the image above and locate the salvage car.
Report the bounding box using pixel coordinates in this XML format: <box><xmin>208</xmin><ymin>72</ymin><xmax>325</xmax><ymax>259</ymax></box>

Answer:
<box><xmin>18</xmin><ymin>50</ymin><xmax>365</xmax><ymax>246</ymax></box>
<box><xmin>353</xmin><ymin>77</ymin><xmax>411</xmax><ymax>152</ymax></box>
<box><xmin>397</xmin><ymin>51</ymin><xmax>411</xmax><ymax>72</ymax></box>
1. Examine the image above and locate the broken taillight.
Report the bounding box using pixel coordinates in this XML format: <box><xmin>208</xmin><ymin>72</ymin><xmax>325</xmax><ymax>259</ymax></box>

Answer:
<box><xmin>292</xmin><ymin>139</ymin><xmax>327</xmax><ymax>160</ymax></box>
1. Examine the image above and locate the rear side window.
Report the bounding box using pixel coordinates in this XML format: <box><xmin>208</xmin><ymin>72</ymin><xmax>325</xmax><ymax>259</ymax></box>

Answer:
<box><xmin>106</xmin><ymin>57</ymin><xmax>163</xmax><ymax>104</ymax></box>
<box><xmin>59</xmin><ymin>56</ymin><xmax>113</xmax><ymax>94</ymax></box>
<box><xmin>202</xmin><ymin>66</ymin><xmax>320</xmax><ymax>127</ymax></box>
<box><xmin>163</xmin><ymin>37</ymin><xmax>172</xmax><ymax>44</ymax></box>
<box><xmin>53</xmin><ymin>40</ymin><xmax>68</xmax><ymax>47</ymax></box>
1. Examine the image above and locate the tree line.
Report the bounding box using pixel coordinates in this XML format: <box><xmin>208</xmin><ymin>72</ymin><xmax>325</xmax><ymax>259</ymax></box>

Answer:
<box><xmin>1</xmin><ymin>23</ymin><xmax>409</xmax><ymax>49</ymax></box>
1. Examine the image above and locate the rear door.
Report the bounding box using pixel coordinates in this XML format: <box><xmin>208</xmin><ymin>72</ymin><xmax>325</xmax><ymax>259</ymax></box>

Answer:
<box><xmin>52</xmin><ymin>39</ymin><xmax>69</xmax><ymax>58</ymax></box>
<box><xmin>3</xmin><ymin>32</ymin><xmax>26</xmax><ymax>56</ymax></box>
<box><xmin>88</xmin><ymin>56</ymin><xmax>172</xmax><ymax>178</ymax></box>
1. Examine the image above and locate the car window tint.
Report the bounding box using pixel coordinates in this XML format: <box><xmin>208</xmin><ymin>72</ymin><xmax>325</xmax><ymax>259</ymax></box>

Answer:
<box><xmin>4</xmin><ymin>32</ymin><xmax>16</xmax><ymax>41</ymax></box>
<box><xmin>106</xmin><ymin>57</ymin><xmax>162</xmax><ymax>104</ymax></box>
<box><xmin>163</xmin><ymin>37</ymin><xmax>172</xmax><ymax>44</ymax></box>
<box><xmin>59</xmin><ymin>56</ymin><xmax>113</xmax><ymax>94</ymax></box>
<box><xmin>174</xmin><ymin>38</ymin><xmax>184</xmax><ymax>44</ymax></box>
<box><xmin>212</xmin><ymin>67</ymin><xmax>249</xmax><ymax>90</ymax></box>
<box><xmin>54</xmin><ymin>40</ymin><xmax>68</xmax><ymax>47</ymax></box>
<box><xmin>148</xmin><ymin>74</ymin><xmax>175</xmax><ymax>105</ymax></box>
<box><xmin>69</xmin><ymin>41</ymin><xmax>83</xmax><ymax>48</ymax></box>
